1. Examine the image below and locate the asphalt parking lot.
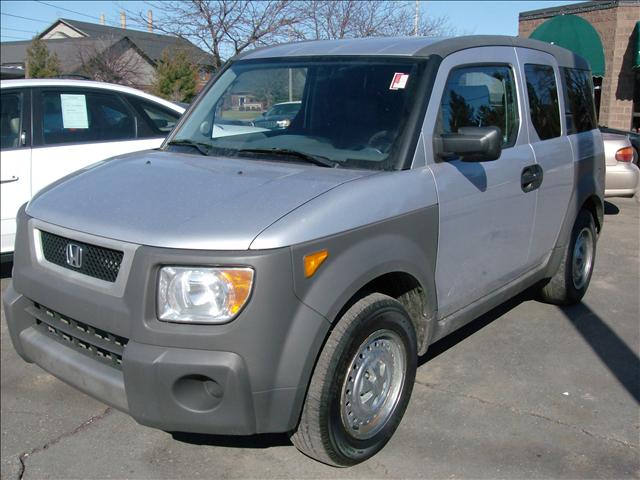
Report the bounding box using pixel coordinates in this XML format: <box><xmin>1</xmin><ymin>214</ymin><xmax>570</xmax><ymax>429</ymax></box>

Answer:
<box><xmin>1</xmin><ymin>197</ymin><xmax>638</xmax><ymax>479</ymax></box>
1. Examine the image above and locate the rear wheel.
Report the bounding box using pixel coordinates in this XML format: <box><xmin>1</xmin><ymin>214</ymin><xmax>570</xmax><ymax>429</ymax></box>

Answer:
<box><xmin>291</xmin><ymin>293</ymin><xmax>417</xmax><ymax>467</ymax></box>
<box><xmin>539</xmin><ymin>209</ymin><xmax>597</xmax><ymax>304</ymax></box>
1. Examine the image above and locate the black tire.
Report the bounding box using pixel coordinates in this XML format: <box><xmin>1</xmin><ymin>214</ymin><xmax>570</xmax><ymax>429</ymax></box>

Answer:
<box><xmin>291</xmin><ymin>293</ymin><xmax>417</xmax><ymax>467</ymax></box>
<box><xmin>539</xmin><ymin>209</ymin><xmax>597</xmax><ymax>305</ymax></box>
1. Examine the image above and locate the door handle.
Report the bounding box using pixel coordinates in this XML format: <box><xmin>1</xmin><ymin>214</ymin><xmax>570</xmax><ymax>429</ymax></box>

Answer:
<box><xmin>521</xmin><ymin>165</ymin><xmax>543</xmax><ymax>193</ymax></box>
<box><xmin>0</xmin><ymin>176</ymin><xmax>19</xmax><ymax>184</ymax></box>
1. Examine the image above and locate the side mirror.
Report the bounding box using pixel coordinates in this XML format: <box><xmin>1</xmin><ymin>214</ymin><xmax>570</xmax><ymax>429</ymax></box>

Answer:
<box><xmin>436</xmin><ymin>126</ymin><xmax>502</xmax><ymax>162</ymax></box>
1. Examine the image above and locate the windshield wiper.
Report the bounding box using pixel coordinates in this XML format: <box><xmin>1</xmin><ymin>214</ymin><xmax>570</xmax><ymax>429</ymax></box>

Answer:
<box><xmin>237</xmin><ymin>148</ymin><xmax>338</xmax><ymax>168</ymax></box>
<box><xmin>166</xmin><ymin>139</ymin><xmax>213</xmax><ymax>156</ymax></box>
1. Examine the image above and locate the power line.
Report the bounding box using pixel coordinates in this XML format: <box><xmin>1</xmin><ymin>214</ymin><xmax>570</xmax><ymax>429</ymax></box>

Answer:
<box><xmin>34</xmin><ymin>0</ymin><xmax>99</xmax><ymax>21</ymax></box>
<box><xmin>1</xmin><ymin>34</ymin><xmax>29</xmax><ymax>40</ymax></box>
<box><xmin>2</xmin><ymin>27</ymin><xmax>40</xmax><ymax>34</ymax></box>
<box><xmin>1</xmin><ymin>12</ymin><xmax>52</xmax><ymax>23</ymax></box>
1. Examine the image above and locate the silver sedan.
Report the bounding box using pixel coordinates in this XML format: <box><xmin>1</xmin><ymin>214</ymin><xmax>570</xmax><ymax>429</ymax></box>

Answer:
<box><xmin>602</xmin><ymin>132</ymin><xmax>639</xmax><ymax>197</ymax></box>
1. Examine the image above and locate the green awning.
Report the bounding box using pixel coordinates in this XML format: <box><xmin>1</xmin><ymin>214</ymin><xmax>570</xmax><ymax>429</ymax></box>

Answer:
<box><xmin>530</xmin><ymin>14</ymin><xmax>605</xmax><ymax>77</ymax></box>
<box><xmin>634</xmin><ymin>21</ymin><xmax>639</xmax><ymax>70</ymax></box>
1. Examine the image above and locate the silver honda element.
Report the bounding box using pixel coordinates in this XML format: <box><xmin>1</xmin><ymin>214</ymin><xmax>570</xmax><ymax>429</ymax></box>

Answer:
<box><xmin>4</xmin><ymin>35</ymin><xmax>604</xmax><ymax>466</ymax></box>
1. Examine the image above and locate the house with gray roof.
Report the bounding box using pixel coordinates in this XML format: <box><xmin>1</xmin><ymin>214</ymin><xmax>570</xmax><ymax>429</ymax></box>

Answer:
<box><xmin>0</xmin><ymin>17</ymin><xmax>214</xmax><ymax>90</ymax></box>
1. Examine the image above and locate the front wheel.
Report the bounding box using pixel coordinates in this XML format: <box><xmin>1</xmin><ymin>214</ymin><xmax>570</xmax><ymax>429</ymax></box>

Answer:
<box><xmin>291</xmin><ymin>293</ymin><xmax>417</xmax><ymax>467</ymax></box>
<box><xmin>539</xmin><ymin>209</ymin><xmax>597</xmax><ymax>304</ymax></box>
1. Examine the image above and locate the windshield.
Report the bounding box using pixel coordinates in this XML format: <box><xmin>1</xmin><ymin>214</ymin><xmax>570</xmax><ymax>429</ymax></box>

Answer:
<box><xmin>167</xmin><ymin>57</ymin><xmax>426</xmax><ymax>170</ymax></box>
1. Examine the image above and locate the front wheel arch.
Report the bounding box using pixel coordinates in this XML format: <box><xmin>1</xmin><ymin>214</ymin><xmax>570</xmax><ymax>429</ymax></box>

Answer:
<box><xmin>291</xmin><ymin>293</ymin><xmax>418</xmax><ymax>466</ymax></box>
<box><xmin>335</xmin><ymin>271</ymin><xmax>434</xmax><ymax>356</ymax></box>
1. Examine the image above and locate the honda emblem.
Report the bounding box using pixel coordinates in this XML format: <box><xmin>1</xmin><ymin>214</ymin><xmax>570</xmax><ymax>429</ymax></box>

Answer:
<box><xmin>65</xmin><ymin>243</ymin><xmax>83</xmax><ymax>268</ymax></box>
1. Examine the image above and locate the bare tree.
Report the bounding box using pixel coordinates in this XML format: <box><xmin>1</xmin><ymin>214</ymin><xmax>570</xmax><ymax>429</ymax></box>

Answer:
<box><xmin>409</xmin><ymin>11</ymin><xmax>452</xmax><ymax>38</ymax></box>
<box><xmin>123</xmin><ymin>1</ymin><xmax>453</xmax><ymax>69</ymax></box>
<box><xmin>76</xmin><ymin>38</ymin><xmax>147</xmax><ymax>87</ymax></box>
<box><xmin>125</xmin><ymin>1</ymin><xmax>298</xmax><ymax>70</ymax></box>
<box><xmin>290</xmin><ymin>1</ymin><xmax>451</xmax><ymax>40</ymax></box>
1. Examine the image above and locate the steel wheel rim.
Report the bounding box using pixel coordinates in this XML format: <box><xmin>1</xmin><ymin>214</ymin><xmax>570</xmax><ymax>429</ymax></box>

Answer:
<box><xmin>340</xmin><ymin>329</ymin><xmax>407</xmax><ymax>440</ymax></box>
<box><xmin>572</xmin><ymin>227</ymin><xmax>594</xmax><ymax>290</ymax></box>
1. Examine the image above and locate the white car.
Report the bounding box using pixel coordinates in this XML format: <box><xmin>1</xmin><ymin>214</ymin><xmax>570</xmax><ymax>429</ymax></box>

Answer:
<box><xmin>0</xmin><ymin>79</ymin><xmax>185</xmax><ymax>258</ymax></box>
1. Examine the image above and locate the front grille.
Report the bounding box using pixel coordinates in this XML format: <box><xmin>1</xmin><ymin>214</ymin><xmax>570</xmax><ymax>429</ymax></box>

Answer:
<box><xmin>29</xmin><ymin>303</ymin><xmax>128</xmax><ymax>369</ymax></box>
<box><xmin>40</xmin><ymin>230</ymin><xmax>123</xmax><ymax>282</ymax></box>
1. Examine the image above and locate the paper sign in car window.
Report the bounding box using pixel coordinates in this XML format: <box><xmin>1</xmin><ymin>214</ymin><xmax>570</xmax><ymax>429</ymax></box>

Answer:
<box><xmin>389</xmin><ymin>73</ymin><xmax>409</xmax><ymax>90</ymax></box>
<box><xmin>60</xmin><ymin>94</ymin><xmax>89</xmax><ymax>129</ymax></box>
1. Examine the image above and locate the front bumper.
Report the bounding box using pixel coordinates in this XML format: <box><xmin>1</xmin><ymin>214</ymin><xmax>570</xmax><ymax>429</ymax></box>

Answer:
<box><xmin>605</xmin><ymin>162</ymin><xmax>640</xmax><ymax>197</ymax></box>
<box><xmin>4</xmin><ymin>208</ymin><xmax>330</xmax><ymax>435</ymax></box>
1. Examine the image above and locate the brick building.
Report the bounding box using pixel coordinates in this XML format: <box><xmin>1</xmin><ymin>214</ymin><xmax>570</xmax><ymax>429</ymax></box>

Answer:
<box><xmin>519</xmin><ymin>0</ymin><xmax>640</xmax><ymax>131</ymax></box>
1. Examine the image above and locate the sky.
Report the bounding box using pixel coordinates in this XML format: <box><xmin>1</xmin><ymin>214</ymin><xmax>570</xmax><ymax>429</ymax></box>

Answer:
<box><xmin>0</xmin><ymin>0</ymin><xmax>579</xmax><ymax>43</ymax></box>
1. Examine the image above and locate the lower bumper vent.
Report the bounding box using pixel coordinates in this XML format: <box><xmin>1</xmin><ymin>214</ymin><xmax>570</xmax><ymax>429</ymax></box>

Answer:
<box><xmin>28</xmin><ymin>303</ymin><xmax>128</xmax><ymax>369</ymax></box>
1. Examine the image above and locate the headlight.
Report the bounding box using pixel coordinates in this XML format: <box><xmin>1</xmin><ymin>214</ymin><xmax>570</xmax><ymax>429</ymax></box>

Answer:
<box><xmin>158</xmin><ymin>266</ymin><xmax>254</xmax><ymax>323</ymax></box>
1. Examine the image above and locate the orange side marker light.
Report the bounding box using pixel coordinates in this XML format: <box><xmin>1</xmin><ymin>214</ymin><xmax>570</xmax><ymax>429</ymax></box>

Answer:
<box><xmin>304</xmin><ymin>249</ymin><xmax>329</xmax><ymax>278</ymax></box>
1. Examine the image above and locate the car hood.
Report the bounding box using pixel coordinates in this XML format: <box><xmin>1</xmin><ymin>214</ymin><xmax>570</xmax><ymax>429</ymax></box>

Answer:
<box><xmin>256</xmin><ymin>114</ymin><xmax>293</xmax><ymax>121</ymax></box>
<box><xmin>26</xmin><ymin>150</ymin><xmax>376</xmax><ymax>250</ymax></box>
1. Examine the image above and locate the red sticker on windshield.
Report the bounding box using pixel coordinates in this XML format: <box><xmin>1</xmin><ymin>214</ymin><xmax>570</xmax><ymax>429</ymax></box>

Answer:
<box><xmin>389</xmin><ymin>73</ymin><xmax>409</xmax><ymax>90</ymax></box>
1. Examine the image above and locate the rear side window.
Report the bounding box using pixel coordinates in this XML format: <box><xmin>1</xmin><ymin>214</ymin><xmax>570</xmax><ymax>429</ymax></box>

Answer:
<box><xmin>41</xmin><ymin>91</ymin><xmax>135</xmax><ymax>145</ymax></box>
<box><xmin>524</xmin><ymin>64</ymin><xmax>561</xmax><ymax>140</ymax></box>
<box><xmin>128</xmin><ymin>97</ymin><xmax>181</xmax><ymax>137</ymax></box>
<box><xmin>1</xmin><ymin>91</ymin><xmax>23</xmax><ymax>149</ymax></box>
<box><xmin>561</xmin><ymin>67</ymin><xmax>597</xmax><ymax>134</ymax></box>
<box><xmin>438</xmin><ymin>65</ymin><xmax>519</xmax><ymax>147</ymax></box>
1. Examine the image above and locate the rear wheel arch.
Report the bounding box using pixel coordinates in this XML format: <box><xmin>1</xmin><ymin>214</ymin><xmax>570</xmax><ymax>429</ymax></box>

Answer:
<box><xmin>581</xmin><ymin>194</ymin><xmax>603</xmax><ymax>233</ymax></box>
<box><xmin>539</xmin><ymin>208</ymin><xmax>597</xmax><ymax>304</ymax></box>
<box><xmin>547</xmin><ymin>184</ymin><xmax>602</xmax><ymax>276</ymax></box>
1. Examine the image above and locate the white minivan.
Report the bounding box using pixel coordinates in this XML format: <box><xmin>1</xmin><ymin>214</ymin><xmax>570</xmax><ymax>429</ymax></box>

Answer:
<box><xmin>0</xmin><ymin>79</ymin><xmax>185</xmax><ymax>258</ymax></box>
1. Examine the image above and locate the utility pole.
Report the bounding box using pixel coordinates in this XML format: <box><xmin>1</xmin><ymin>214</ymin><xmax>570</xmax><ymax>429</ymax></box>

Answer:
<box><xmin>414</xmin><ymin>0</ymin><xmax>419</xmax><ymax>36</ymax></box>
<box><xmin>289</xmin><ymin>69</ymin><xmax>293</xmax><ymax>102</ymax></box>
<box><xmin>288</xmin><ymin>26</ymin><xmax>293</xmax><ymax>102</ymax></box>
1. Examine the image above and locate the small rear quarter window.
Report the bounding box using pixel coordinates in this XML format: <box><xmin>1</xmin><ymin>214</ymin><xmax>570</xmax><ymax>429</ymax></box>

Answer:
<box><xmin>128</xmin><ymin>97</ymin><xmax>181</xmax><ymax>137</ymax></box>
<box><xmin>561</xmin><ymin>67</ymin><xmax>597</xmax><ymax>134</ymax></box>
<box><xmin>524</xmin><ymin>64</ymin><xmax>561</xmax><ymax>141</ymax></box>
